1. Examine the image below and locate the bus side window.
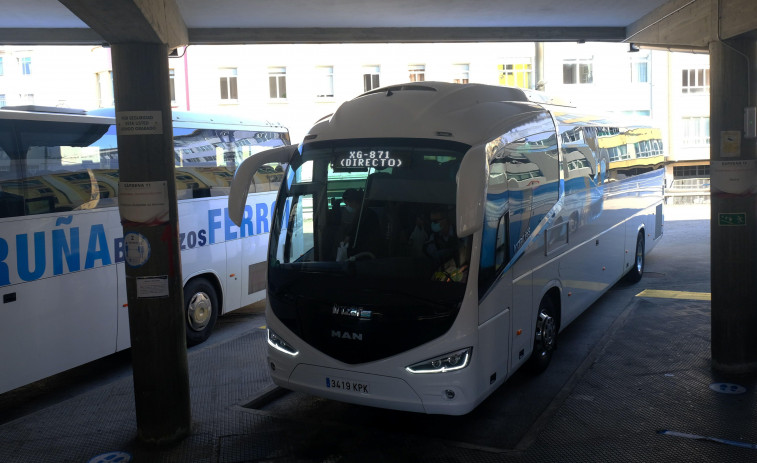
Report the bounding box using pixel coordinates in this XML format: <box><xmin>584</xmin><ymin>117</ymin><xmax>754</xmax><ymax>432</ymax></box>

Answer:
<box><xmin>252</xmin><ymin>162</ymin><xmax>285</xmax><ymax>193</ymax></box>
<box><xmin>597</xmin><ymin>126</ymin><xmax>664</xmax><ymax>182</ymax></box>
<box><xmin>0</xmin><ymin>140</ymin><xmax>24</xmax><ymax>218</ymax></box>
<box><xmin>0</xmin><ymin>191</ymin><xmax>24</xmax><ymax>218</ymax></box>
<box><xmin>495</xmin><ymin>213</ymin><xmax>509</xmax><ymax>271</ymax></box>
<box><xmin>479</xmin><ymin>144</ymin><xmax>510</xmax><ymax>296</ymax></box>
<box><xmin>479</xmin><ymin>210</ymin><xmax>510</xmax><ymax>298</ymax></box>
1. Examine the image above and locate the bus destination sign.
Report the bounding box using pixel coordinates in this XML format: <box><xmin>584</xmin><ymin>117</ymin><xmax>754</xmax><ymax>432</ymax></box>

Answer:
<box><xmin>334</xmin><ymin>150</ymin><xmax>403</xmax><ymax>171</ymax></box>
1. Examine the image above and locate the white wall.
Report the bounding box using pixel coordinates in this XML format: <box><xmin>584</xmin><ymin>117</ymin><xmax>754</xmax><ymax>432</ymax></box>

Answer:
<box><xmin>1</xmin><ymin>42</ymin><xmax>707</xmax><ymax>162</ymax></box>
<box><xmin>0</xmin><ymin>46</ymin><xmax>103</xmax><ymax>109</ymax></box>
<box><xmin>180</xmin><ymin>42</ymin><xmax>537</xmax><ymax>141</ymax></box>
<box><xmin>667</xmin><ymin>52</ymin><xmax>710</xmax><ymax>163</ymax></box>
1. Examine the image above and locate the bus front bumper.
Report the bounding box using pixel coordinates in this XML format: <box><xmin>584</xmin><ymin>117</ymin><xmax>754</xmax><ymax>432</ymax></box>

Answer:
<box><xmin>271</xmin><ymin>361</ymin><xmax>478</xmax><ymax>415</ymax></box>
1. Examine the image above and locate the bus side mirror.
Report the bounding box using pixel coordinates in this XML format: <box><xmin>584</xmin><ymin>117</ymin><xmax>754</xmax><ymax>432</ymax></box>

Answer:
<box><xmin>228</xmin><ymin>144</ymin><xmax>299</xmax><ymax>227</ymax></box>
<box><xmin>456</xmin><ymin>144</ymin><xmax>486</xmax><ymax>237</ymax></box>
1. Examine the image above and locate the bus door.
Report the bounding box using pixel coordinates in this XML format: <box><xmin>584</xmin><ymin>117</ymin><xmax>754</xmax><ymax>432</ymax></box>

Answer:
<box><xmin>507</xmin><ymin>184</ymin><xmax>535</xmax><ymax>370</ymax></box>
<box><xmin>477</xmin><ymin>156</ymin><xmax>514</xmax><ymax>378</ymax></box>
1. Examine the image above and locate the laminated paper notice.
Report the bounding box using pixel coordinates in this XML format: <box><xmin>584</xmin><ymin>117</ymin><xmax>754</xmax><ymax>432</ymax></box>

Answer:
<box><xmin>720</xmin><ymin>131</ymin><xmax>741</xmax><ymax>158</ymax></box>
<box><xmin>118</xmin><ymin>181</ymin><xmax>169</xmax><ymax>226</ymax></box>
<box><xmin>136</xmin><ymin>276</ymin><xmax>169</xmax><ymax>298</ymax></box>
<box><xmin>710</xmin><ymin>160</ymin><xmax>757</xmax><ymax>195</ymax></box>
<box><xmin>116</xmin><ymin>111</ymin><xmax>163</xmax><ymax>135</ymax></box>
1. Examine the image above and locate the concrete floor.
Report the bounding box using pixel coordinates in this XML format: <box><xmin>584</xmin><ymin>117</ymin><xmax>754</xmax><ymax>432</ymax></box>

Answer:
<box><xmin>2</xmin><ymin>204</ymin><xmax>756</xmax><ymax>463</ymax></box>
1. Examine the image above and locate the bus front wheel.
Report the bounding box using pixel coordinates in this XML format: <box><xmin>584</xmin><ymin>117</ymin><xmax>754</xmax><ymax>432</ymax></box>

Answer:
<box><xmin>184</xmin><ymin>278</ymin><xmax>219</xmax><ymax>346</ymax></box>
<box><xmin>525</xmin><ymin>296</ymin><xmax>558</xmax><ymax>374</ymax></box>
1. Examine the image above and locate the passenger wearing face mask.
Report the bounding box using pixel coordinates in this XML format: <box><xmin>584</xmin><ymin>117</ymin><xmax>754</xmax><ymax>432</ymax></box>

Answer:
<box><xmin>425</xmin><ymin>207</ymin><xmax>468</xmax><ymax>282</ymax></box>
<box><xmin>425</xmin><ymin>208</ymin><xmax>457</xmax><ymax>264</ymax></box>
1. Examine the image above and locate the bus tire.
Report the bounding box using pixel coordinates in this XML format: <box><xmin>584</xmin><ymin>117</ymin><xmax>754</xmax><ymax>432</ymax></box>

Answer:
<box><xmin>184</xmin><ymin>277</ymin><xmax>219</xmax><ymax>346</ymax></box>
<box><xmin>625</xmin><ymin>231</ymin><xmax>645</xmax><ymax>284</ymax></box>
<box><xmin>524</xmin><ymin>296</ymin><xmax>558</xmax><ymax>374</ymax></box>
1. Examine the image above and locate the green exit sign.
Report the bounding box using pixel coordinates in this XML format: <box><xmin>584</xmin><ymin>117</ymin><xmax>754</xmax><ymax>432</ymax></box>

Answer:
<box><xmin>718</xmin><ymin>213</ymin><xmax>747</xmax><ymax>226</ymax></box>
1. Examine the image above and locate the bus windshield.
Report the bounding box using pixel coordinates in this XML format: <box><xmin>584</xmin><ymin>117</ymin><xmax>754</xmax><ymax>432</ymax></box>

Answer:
<box><xmin>267</xmin><ymin>138</ymin><xmax>473</xmax><ymax>363</ymax></box>
<box><xmin>272</xmin><ymin>138</ymin><xmax>473</xmax><ymax>277</ymax></box>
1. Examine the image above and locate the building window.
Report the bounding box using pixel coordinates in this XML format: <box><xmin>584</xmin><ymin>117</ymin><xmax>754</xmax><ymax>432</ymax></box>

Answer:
<box><xmin>631</xmin><ymin>54</ymin><xmax>650</xmax><ymax>83</ymax></box>
<box><xmin>620</xmin><ymin>110</ymin><xmax>651</xmax><ymax>118</ymax></box>
<box><xmin>269</xmin><ymin>67</ymin><xmax>287</xmax><ymax>99</ymax></box>
<box><xmin>597</xmin><ymin>127</ymin><xmax>620</xmax><ymax>137</ymax></box>
<box><xmin>96</xmin><ymin>71</ymin><xmax>114</xmax><ymax>108</ymax></box>
<box><xmin>682</xmin><ymin>117</ymin><xmax>710</xmax><ymax>145</ymax></box>
<box><xmin>607</xmin><ymin>145</ymin><xmax>629</xmax><ymax>162</ymax></box>
<box><xmin>363</xmin><ymin>65</ymin><xmax>380</xmax><ymax>92</ymax></box>
<box><xmin>409</xmin><ymin>64</ymin><xmax>425</xmax><ymax>82</ymax></box>
<box><xmin>674</xmin><ymin>165</ymin><xmax>709</xmax><ymax>178</ymax></box>
<box><xmin>169</xmin><ymin>68</ymin><xmax>176</xmax><ymax>104</ymax></box>
<box><xmin>682</xmin><ymin>68</ymin><xmax>709</xmax><ymax>94</ymax></box>
<box><xmin>499</xmin><ymin>61</ymin><xmax>533</xmax><ymax>89</ymax></box>
<box><xmin>563</xmin><ymin>58</ymin><xmax>593</xmax><ymax>84</ymax></box>
<box><xmin>19</xmin><ymin>57</ymin><xmax>31</xmax><ymax>75</ymax></box>
<box><xmin>20</xmin><ymin>93</ymin><xmax>34</xmax><ymax>104</ymax></box>
<box><xmin>0</xmin><ymin>94</ymin><xmax>5</xmax><ymax>108</ymax></box>
<box><xmin>634</xmin><ymin>139</ymin><xmax>664</xmax><ymax>158</ymax></box>
<box><xmin>219</xmin><ymin>68</ymin><xmax>238</xmax><ymax>101</ymax></box>
<box><xmin>0</xmin><ymin>57</ymin><xmax>4</xmax><ymax>76</ymax></box>
<box><xmin>452</xmin><ymin>64</ymin><xmax>470</xmax><ymax>84</ymax></box>
<box><xmin>316</xmin><ymin>66</ymin><xmax>334</xmax><ymax>98</ymax></box>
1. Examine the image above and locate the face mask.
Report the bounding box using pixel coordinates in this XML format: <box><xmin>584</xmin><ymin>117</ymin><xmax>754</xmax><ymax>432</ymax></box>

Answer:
<box><xmin>431</xmin><ymin>222</ymin><xmax>442</xmax><ymax>233</ymax></box>
<box><xmin>345</xmin><ymin>205</ymin><xmax>355</xmax><ymax>214</ymax></box>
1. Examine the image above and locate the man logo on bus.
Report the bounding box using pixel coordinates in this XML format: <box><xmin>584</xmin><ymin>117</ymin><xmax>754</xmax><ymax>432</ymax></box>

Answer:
<box><xmin>331</xmin><ymin>330</ymin><xmax>363</xmax><ymax>341</ymax></box>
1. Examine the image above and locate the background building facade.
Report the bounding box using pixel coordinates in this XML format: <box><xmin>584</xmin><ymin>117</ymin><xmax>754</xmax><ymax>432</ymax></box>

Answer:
<box><xmin>0</xmin><ymin>42</ymin><xmax>710</xmax><ymax>203</ymax></box>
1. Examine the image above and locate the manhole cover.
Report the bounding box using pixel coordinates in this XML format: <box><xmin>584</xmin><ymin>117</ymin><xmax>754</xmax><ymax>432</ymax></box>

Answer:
<box><xmin>709</xmin><ymin>383</ymin><xmax>746</xmax><ymax>394</ymax></box>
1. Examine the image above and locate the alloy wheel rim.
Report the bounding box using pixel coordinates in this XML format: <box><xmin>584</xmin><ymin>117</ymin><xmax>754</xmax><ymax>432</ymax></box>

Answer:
<box><xmin>187</xmin><ymin>292</ymin><xmax>211</xmax><ymax>331</ymax></box>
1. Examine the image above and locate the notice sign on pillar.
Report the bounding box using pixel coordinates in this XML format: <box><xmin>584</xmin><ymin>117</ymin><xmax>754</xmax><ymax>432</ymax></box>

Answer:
<box><xmin>116</xmin><ymin>111</ymin><xmax>163</xmax><ymax>135</ymax></box>
<box><xmin>710</xmin><ymin>160</ymin><xmax>757</xmax><ymax>195</ymax></box>
<box><xmin>118</xmin><ymin>181</ymin><xmax>170</xmax><ymax>226</ymax></box>
<box><xmin>136</xmin><ymin>276</ymin><xmax>170</xmax><ymax>298</ymax></box>
<box><xmin>720</xmin><ymin>131</ymin><xmax>741</xmax><ymax>158</ymax></box>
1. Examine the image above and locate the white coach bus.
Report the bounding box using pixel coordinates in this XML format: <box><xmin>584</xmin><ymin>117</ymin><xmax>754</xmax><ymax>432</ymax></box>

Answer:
<box><xmin>228</xmin><ymin>82</ymin><xmax>665</xmax><ymax>415</ymax></box>
<box><xmin>0</xmin><ymin>106</ymin><xmax>289</xmax><ymax>393</ymax></box>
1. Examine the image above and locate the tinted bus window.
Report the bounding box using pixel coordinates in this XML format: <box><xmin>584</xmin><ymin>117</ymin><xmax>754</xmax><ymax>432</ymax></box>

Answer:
<box><xmin>0</xmin><ymin>120</ymin><xmax>287</xmax><ymax>218</ymax></box>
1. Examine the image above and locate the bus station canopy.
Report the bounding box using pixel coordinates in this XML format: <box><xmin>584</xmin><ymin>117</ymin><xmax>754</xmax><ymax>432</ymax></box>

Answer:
<box><xmin>0</xmin><ymin>0</ymin><xmax>753</xmax><ymax>51</ymax></box>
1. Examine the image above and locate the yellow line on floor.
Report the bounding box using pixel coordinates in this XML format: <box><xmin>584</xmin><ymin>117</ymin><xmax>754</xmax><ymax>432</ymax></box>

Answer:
<box><xmin>636</xmin><ymin>289</ymin><xmax>711</xmax><ymax>301</ymax></box>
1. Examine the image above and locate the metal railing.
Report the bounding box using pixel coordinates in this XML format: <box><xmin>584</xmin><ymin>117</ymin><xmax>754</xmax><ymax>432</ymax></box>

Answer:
<box><xmin>665</xmin><ymin>177</ymin><xmax>710</xmax><ymax>204</ymax></box>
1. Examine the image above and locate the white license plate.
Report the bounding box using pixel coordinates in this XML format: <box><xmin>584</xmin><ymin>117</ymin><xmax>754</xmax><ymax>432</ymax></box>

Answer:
<box><xmin>325</xmin><ymin>377</ymin><xmax>370</xmax><ymax>394</ymax></box>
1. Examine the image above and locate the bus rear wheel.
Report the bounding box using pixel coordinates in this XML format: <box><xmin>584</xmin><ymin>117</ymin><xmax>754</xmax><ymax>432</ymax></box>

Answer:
<box><xmin>184</xmin><ymin>278</ymin><xmax>219</xmax><ymax>346</ymax></box>
<box><xmin>525</xmin><ymin>296</ymin><xmax>557</xmax><ymax>374</ymax></box>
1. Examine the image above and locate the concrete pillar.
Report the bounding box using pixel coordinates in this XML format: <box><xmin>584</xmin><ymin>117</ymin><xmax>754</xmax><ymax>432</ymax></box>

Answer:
<box><xmin>111</xmin><ymin>42</ymin><xmax>191</xmax><ymax>444</ymax></box>
<box><xmin>710</xmin><ymin>38</ymin><xmax>757</xmax><ymax>374</ymax></box>
<box><xmin>535</xmin><ymin>42</ymin><xmax>545</xmax><ymax>91</ymax></box>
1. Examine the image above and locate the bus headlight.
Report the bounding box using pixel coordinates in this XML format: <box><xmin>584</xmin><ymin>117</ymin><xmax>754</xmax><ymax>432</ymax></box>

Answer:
<box><xmin>405</xmin><ymin>347</ymin><xmax>472</xmax><ymax>374</ymax></box>
<box><xmin>268</xmin><ymin>328</ymin><xmax>298</xmax><ymax>356</ymax></box>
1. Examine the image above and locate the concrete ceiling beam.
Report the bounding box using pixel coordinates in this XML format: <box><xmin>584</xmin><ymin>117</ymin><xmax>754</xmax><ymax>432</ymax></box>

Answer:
<box><xmin>58</xmin><ymin>0</ymin><xmax>187</xmax><ymax>50</ymax></box>
<box><xmin>626</xmin><ymin>0</ymin><xmax>757</xmax><ymax>48</ymax></box>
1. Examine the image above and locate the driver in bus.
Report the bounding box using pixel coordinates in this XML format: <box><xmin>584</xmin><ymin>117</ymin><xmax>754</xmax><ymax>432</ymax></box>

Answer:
<box><xmin>335</xmin><ymin>188</ymin><xmax>380</xmax><ymax>261</ymax></box>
